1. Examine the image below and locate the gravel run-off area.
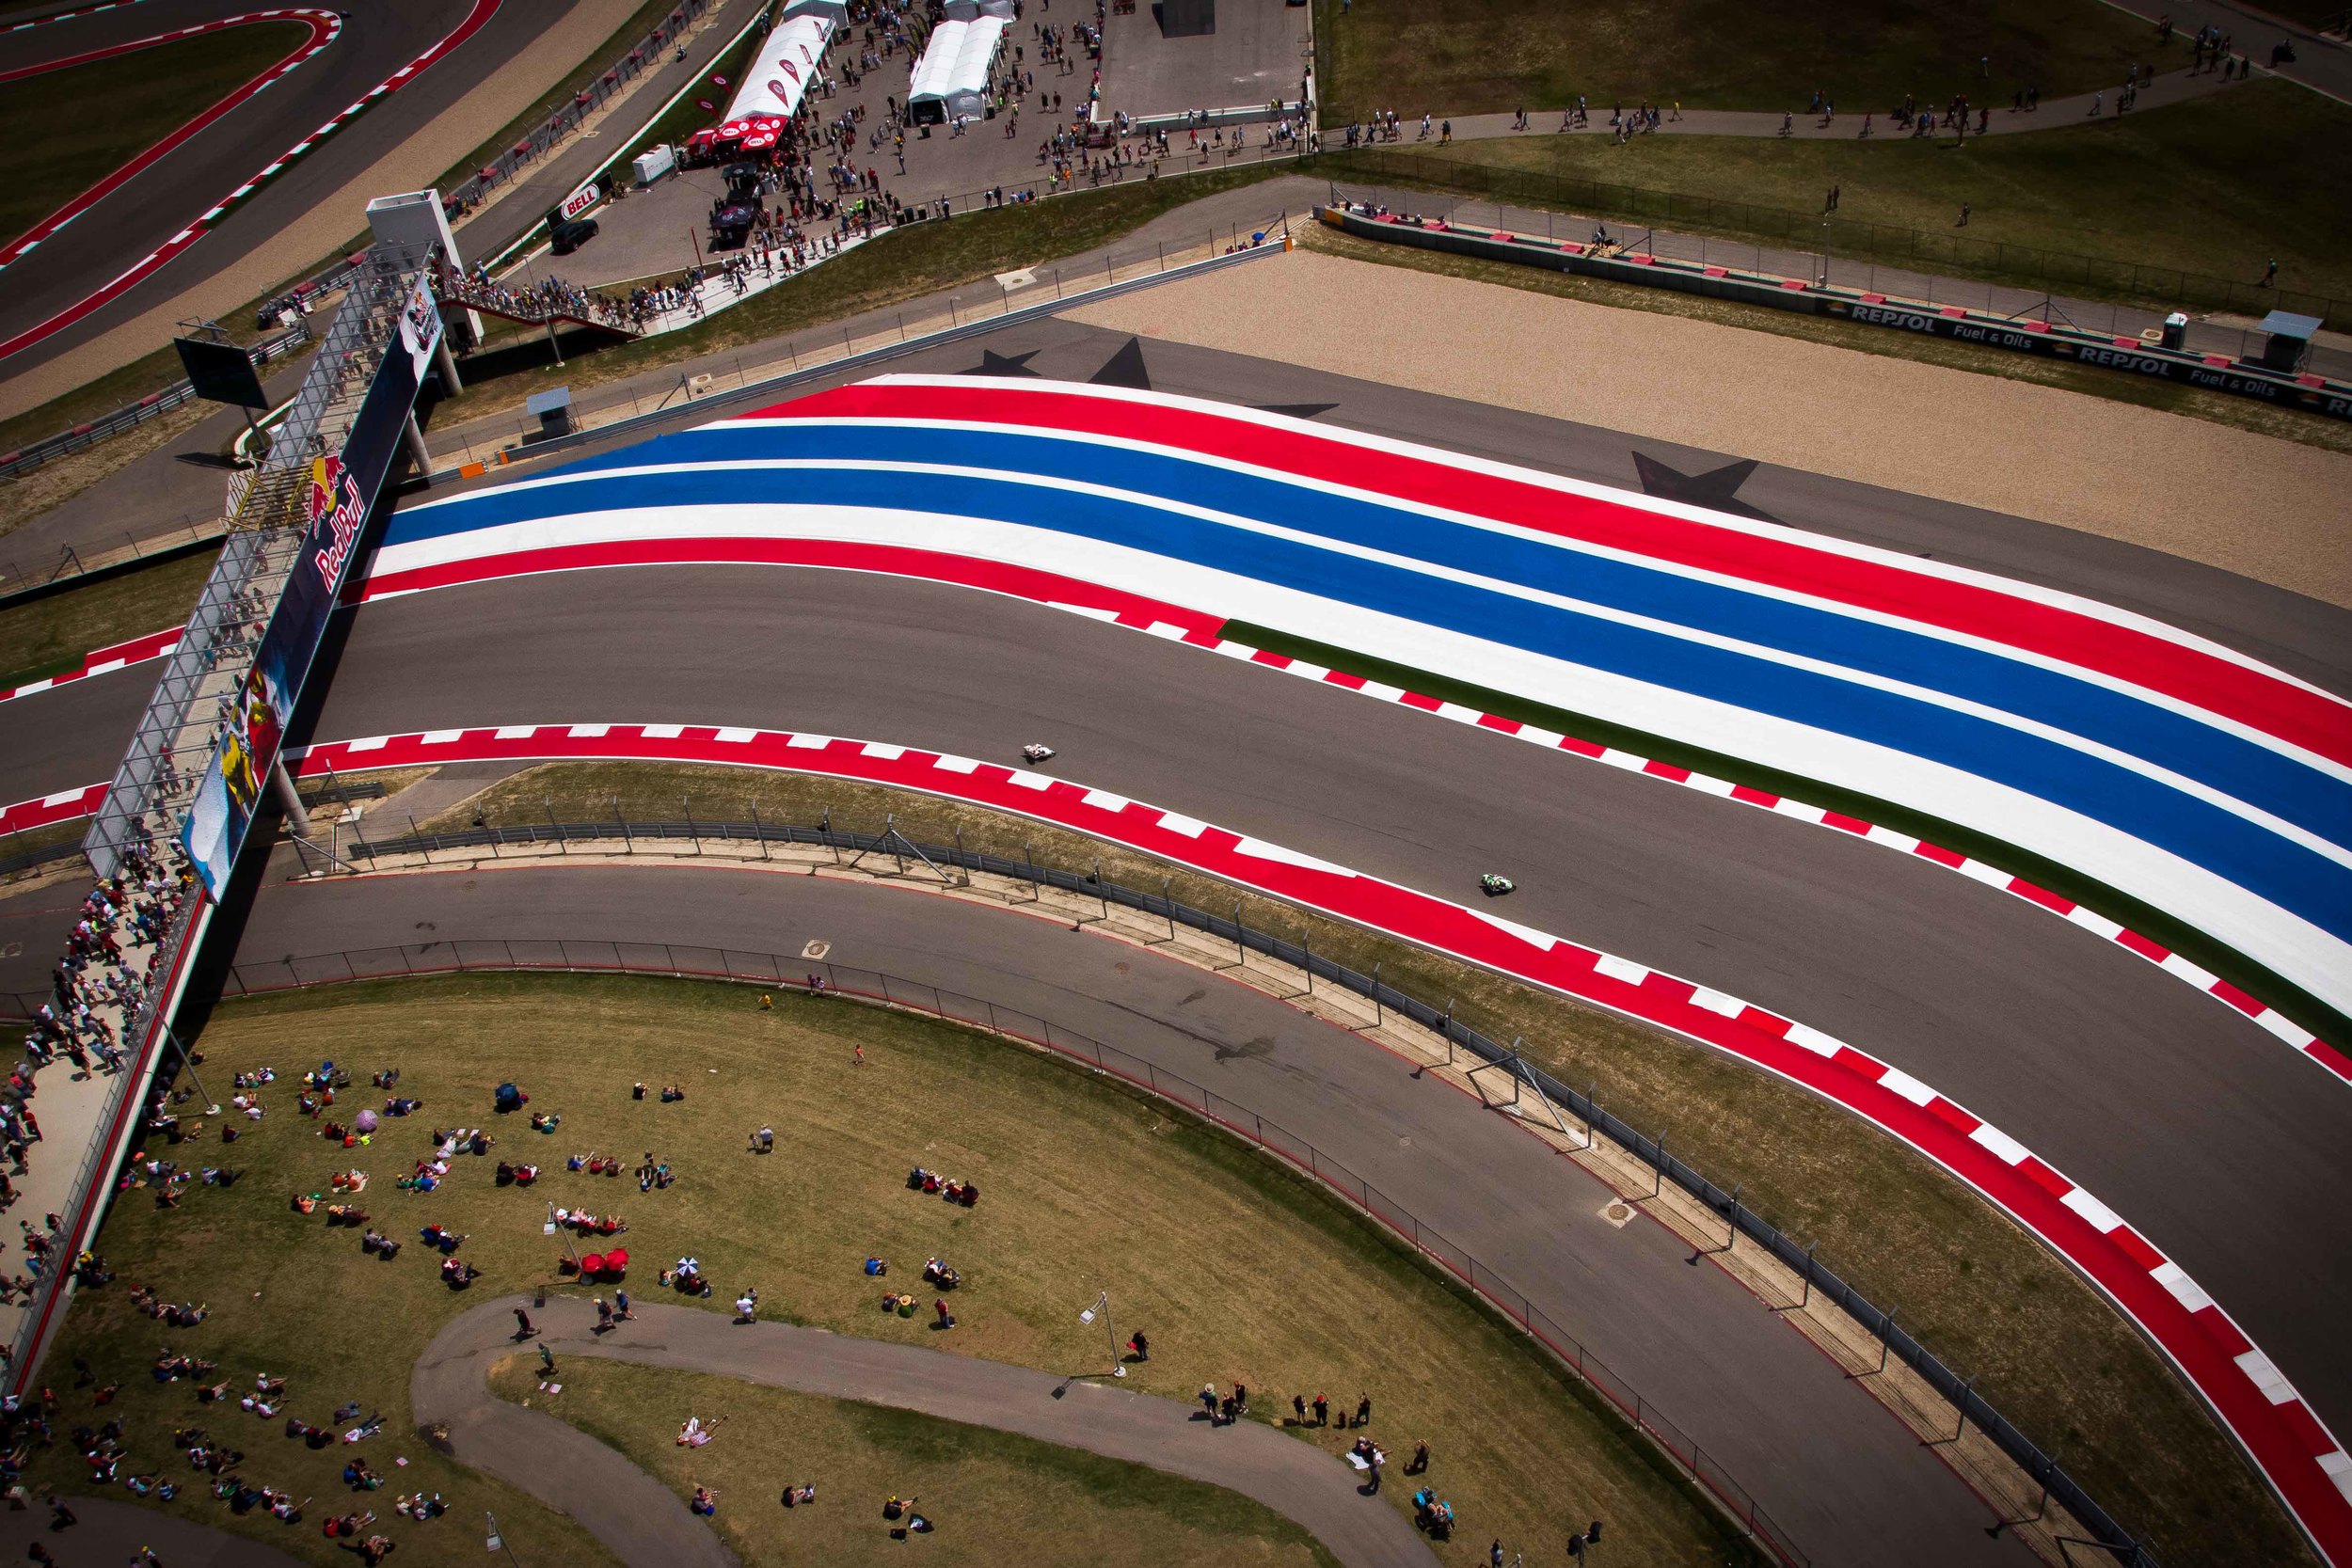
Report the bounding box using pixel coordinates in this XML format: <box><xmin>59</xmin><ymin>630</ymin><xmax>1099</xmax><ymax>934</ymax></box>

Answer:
<box><xmin>1069</xmin><ymin>248</ymin><xmax>2352</xmax><ymax>609</ymax></box>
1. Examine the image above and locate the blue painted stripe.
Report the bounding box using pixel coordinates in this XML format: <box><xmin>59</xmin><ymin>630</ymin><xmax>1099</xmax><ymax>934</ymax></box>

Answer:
<box><xmin>408</xmin><ymin>422</ymin><xmax>2352</xmax><ymax>855</ymax></box>
<box><xmin>388</xmin><ymin>460</ymin><xmax>2352</xmax><ymax>943</ymax></box>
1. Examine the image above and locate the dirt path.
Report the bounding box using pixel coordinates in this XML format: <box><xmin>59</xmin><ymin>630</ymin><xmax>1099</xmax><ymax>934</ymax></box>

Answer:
<box><xmin>0</xmin><ymin>0</ymin><xmax>645</xmax><ymax>423</ymax></box>
<box><xmin>413</xmin><ymin>1294</ymin><xmax>1438</xmax><ymax>1568</ymax></box>
<box><xmin>1067</xmin><ymin>247</ymin><xmax>2352</xmax><ymax>607</ymax></box>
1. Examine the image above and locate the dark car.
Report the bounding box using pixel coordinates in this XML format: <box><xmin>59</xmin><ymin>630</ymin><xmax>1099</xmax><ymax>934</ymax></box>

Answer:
<box><xmin>550</xmin><ymin>216</ymin><xmax>599</xmax><ymax>255</ymax></box>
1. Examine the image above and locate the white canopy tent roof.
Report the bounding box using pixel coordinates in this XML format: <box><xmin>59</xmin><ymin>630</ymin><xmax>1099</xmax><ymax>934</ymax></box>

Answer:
<box><xmin>723</xmin><ymin>0</ymin><xmax>846</xmax><ymax>124</ymax></box>
<box><xmin>907</xmin><ymin>15</ymin><xmax>1006</xmax><ymax>123</ymax></box>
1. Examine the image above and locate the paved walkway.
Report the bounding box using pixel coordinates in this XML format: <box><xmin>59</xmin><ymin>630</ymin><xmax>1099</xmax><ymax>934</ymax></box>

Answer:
<box><xmin>412</xmin><ymin>1294</ymin><xmax>1438</xmax><ymax>1568</ymax></box>
<box><xmin>0</xmin><ymin>1494</ymin><xmax>306</xmax><ymax>1566</ymax></box>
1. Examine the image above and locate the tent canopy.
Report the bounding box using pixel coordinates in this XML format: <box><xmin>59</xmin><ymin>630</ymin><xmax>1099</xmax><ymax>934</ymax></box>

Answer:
<box><xmin>907</xmin><ymin>15</ymin><xmax>1006</xmax><ymax>123</ymax></box>
<box><xmin>722</xmin><ymin>0</ymin><xmax>846</xmax><ymax>125</ymax></box>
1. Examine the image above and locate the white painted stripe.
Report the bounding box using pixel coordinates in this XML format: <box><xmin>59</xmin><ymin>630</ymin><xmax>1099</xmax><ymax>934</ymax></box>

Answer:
<box><xmin>1969</xmin><ymin>1123</ymin><xmax>2032</xmax><ymax>1166</ymax></box>
<box><xmin>1682</xmin><ymin>772</ymin><xmax>1738</xmax><ymax>797</ymax></box>
<box><xmin>1689</xmin><ymin>987</ymin><xmax>1744</xmax><ymax>1017</ymax></box>
<box><xmin>2061</xmin><ymin>1188</ymin><xmax>2125</xmax><ymax>1234</ymax></box>
<box><xmin>1156</xmin><ymin>812</ymin><xmax>1209</xmax><ymax>837</ymax></box>
<box><xmin>1286</xmin><ymin>660</ymin><xmax>1330</xmax><ymax>681</ymax></box>
<box><xmin>1593</xmin><ymin>953</ymin><xmax>1649</xmax><ymax>986</ymax></box>
<box><xmin>1784</xmin><ymin>1022</ymin><xmax>1843</xmax><ymax>1058</ymax></box>
<box><xmin>420</xmin><ymin>729</ymin><xmax>464</xmax><ymax>745</ymax></box>
<box><xmin>2256</xmin><ymin>1010</ymin><xmax>2318</xmax><ymax>1049</ymax></box>
<box><xmin>87</xmin><ymin>658</ymin><xmax>125</xmax><ymax>675</ymax></box>
<box><xmin>847</xmin><ymin>378</ymin><xmax>2352</xmax><ymax>714</ymax></box>
<box><xmin>344</xmin><ymin>736</ymin><xmax>387</xmax><ymax>752</ymax></box>
<box><xmin>2065</xmin><ymin>905</ymin><xmax>2127</xmax><ymax>941</ymax></box>
<box><xmin>1957</xmin><ymin>860</ymin><xmax>2013</xmax><ymax>889</ymax></box>
<box><xmin>1434</xmin><ymin>701</ymin><xmax>1484</xmax><ymax>723</ymax></box>
<box><xmin>786</xmin><ymin>734</ymin><xmax>832</xmax><ymax>750</ymax></box>
<box><xmin>1876</xmin><ymin>1068</ymin><xmax>1937</xmax><ymax>1106</ymax></box>
<box><xmin>1233</xmin><ymin>836</ymin><xmax>1349</xmax><ymax>873</ymax></box>
<box><xmin>1863</xmin><ymin>824</ymin><xmax>1920</xmax><ymax>853</ymax></box>
<box><xmin>1469</xmin><ymin>910</ymin><xmax>1555</xmax><ymax>949</ymax></box>
<box><xmin>14</xmin><ymin>679</ymin><xmax>54</xmax><ymax>695</ymax></box>
<box><xmin>1081</xmin><ymin>788</ymin><xmax>1132</xmax><ymax>811</ymax></box>
<box><xmin>642</xmin><ymin>723</ymin><xmax>685</xmax><ymax>738</ymax></box>
<box><xmin>1212</xmin><ymin>640</ymin><xmax>1260</xmax><ymax>660</ymax></box>
<box><xmin>715</xmin><ymin>727</ymin><xmax>758</xmax><ymax>743</ymax></box>
<box><xmin>1518</xmin><ymin>726</ymin><xmax>1566</xmax><ymax>748</ymax></box>
<box><xmin>2235</xmin><ymin>1348</ymin><xmax>2298</xmax><ymax>1405</ymax></box>
<box><xmin>1597</xmin><ymin>748</ymin><xmax>1647</xmax><ymax>771</ymax></box>
<box><xmin>858</xmin><ymin>741</ymin><xmax>904</xmax><ymax>758</ymax></box>
<box><xmin>1359</xmin><ymin>680</ymin><xmax>1406</xmax><ymax>702</ymax></box>
<box><xmin>2319</xmin><ymin>1450</ymin><xmax>2352</xmax><ymax>1506</ymax></box>
<box><xmin>567</xmin><ymin>724</ymin><xmax>610</xmax><ymax>738</ymax></box>
<box><xmin>362</xmin><ymin>501</ymin><xmax>2352</xmax><ymax>1018</ymax></box>
<box><xmin>493</xmin><ymin>725</ymin><xmax>538</xmax><ymax>739</ymax></box>
<box><xmin>2159</xmin><ymin>952</ymin><xmax>2220</xmax><ymax>990</ymax></box>
<box><xmin>1007</xmin><ymin>769</ymin><xmax>1054</xmax><ymax>789</ymax></box>
<box><xmin>2152</xmin><ymin>1261</ymin><xmax>2215</xmax><ymax>1313</ymax></box>
<box><xmin>932</xmin><ymin>754</ymin><xmax>980</xmax><ymax>774</ymax></box>
<box><xmin>1771</xmin><ymin>799</ymin><xmax>1829</xmax><ymax>825</ymax></box>
<box><xmin>41</xmin><ymin>787</ymin><xmax>86</xmax><ymax>806</ymax></box>
<box><xmin>1144</xmin><ymin>620</ymin><xmax>1189</xmax><ymax>640</ymax></box>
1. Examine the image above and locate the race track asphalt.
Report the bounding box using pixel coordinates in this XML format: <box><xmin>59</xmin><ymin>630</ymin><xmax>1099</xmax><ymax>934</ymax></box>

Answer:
<box><xmin>0</xmin><ymin>0</ymin><xmax>582</xmax><ymax>375</ymax></box>
<box><xmin>237</xmin><ymin>864</ymin><xmax>2029</xmax><ymax>1565</ymax></box>
<box><xmin>8</xmin><ymin>323</ymin><xmax>2348</xmax><ymax>1528</ymax></box>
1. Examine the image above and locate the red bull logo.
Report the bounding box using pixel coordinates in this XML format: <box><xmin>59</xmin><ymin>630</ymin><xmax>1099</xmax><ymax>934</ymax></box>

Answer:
<box><xmin>308</xmin><ymin>451</ymin><xmax>368</xmax><ymax>591</ymax></box>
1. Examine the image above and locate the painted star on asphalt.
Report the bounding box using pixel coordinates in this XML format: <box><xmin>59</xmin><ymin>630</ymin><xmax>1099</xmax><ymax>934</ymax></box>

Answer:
<box><xmin>1630</xmin><ymin>452</ymin><xmax>1778</xmax><ymax>524</ymax></box>
<box><xmin>1089</xmin><ymin>337</ymin><xmax>1152</xmax><ymax>389</ymax></box>
<box><xmin>1254</xmin><ymin>403</ymin><xmax>1338</xmax><ymax>420</ymax></box>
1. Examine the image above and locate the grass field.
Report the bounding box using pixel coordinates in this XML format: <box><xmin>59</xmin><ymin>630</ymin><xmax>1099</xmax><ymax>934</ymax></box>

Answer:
<box><xmin>1338</xmin><ymin>80</ymin><xmax>2352</xmax><ymax>310</ymax></box>
<box><xmin>34</xmin><ymin>974</ymin><xmax>1754</xmax><ymax>1565</ymax></box>
<box><xmin>485</xmin><ymin>1359</ymin><xmax>1337</xmax><ymax>1566</ymax></box>
<box><xmin>0</xmin><ymin>546</ymin><xmax>215</xmax><ymax>688</ymax></box>
<box><xmin>403</xmin><ymin>760</ymin><xmax>2313</xmax><ymax>1566</ymax></box>
<box><xmin>1312</xmin><ymin>0</ymin><xmax>2164</xmax><ymax>121</ymax></box>
<box><xmin>0</xmin><ymin>20</ymin><xmax>316</xmax><ymax>249</ymax></box>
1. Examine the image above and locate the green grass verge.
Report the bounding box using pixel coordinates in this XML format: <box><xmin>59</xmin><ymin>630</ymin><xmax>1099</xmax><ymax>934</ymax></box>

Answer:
<box><xmin>29</xmin><ymin>973</ymin><xmax>1759</xmax><ymax>1565</ymax></box>
<box><xmin>405</xmin><ymin>760</ymin><xmax>2312</xmax><ymax>1567</ymax></box>
<box><xmin>485</xmin><ymin>1359</ymin><xmax>1341</xmax><ymax>1566</ymax></box>
<box><xmin>1216</xmin><ymin>618</ymin><xmax>2352</xmax><ymax>1054</ymax></box>
<box><xmin>0</xmin><ymin>20</ymin><xmax>314</xmax><ymax>248</ymax></box>
<box><xmin>1322</xmin><ymin>80</ymin><xmax>2352</xmax><ymax>317</ymax></box>
<box><xmin>1311</xmin><ymin>0</ymin><xmax>2166</xmax><ymax>121</ymax></box>
<box><xmin>0</xmin><ymin>546</ymin><xmax>216</xmax><ymax>688</ymax></box>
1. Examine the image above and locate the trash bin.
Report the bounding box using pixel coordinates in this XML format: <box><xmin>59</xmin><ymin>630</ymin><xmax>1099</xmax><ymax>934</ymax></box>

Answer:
<box><xmin>2161</xmin><ymin>311</ymin><xmax>2188</xmax><ymax>352</ymax></box>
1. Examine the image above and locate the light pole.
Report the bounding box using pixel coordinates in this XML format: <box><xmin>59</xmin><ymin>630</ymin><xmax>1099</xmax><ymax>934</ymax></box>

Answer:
<box><xmin>1078</xmin><ymin>1291</ymin><xmax>1125</xmax><ymax>1377</ymax></box>
<box><xmin>486</xmin><ymin>1512</ymin><xmax>523</xmax><ymax>1565</ymax></box>
<box><xmin>161</xmin><ymin>1022</ymin><xmax>218</xmax><ymax>1115</ymax></box>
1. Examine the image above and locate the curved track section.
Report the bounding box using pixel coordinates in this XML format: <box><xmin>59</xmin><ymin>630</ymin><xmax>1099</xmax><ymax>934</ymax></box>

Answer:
<box><xmin>0</xmin><ymin>8</ymin><xmax>342</xmax><ymax>274</ymax></box>
<box><xmin>285</xmin><ymin>719</ymin><xmax>2352</xmax><ymax>1560</ymax></box>
<box><xmin>374</xmin><ymin>376</ymin><xmax>2352</xmax><ymax>1022</ymax></box>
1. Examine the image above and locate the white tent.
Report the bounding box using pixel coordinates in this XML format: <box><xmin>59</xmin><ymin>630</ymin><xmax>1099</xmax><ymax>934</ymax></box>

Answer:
<box><xmin>906</xmin><ymin>15</ymin><xmax>1006</xmax><ymax>125</ymax></box>
<box><xmin>723</xmin><ymin>0</ymin><xmax>846</xmax><ymax>124</ymax></box>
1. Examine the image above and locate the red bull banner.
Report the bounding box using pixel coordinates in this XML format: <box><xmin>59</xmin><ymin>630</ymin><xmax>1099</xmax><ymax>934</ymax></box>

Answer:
<box><xmin>183</xmin><ymin>279</ymin><xmax>441</xmax><ymax>895</ymax></box>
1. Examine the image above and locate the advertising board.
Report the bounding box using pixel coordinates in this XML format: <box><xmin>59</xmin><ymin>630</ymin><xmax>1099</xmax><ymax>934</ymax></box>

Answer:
<box><xmin>182</xmin><ymin>277</ymin><xmax>442</xmax><ymax>895</ymax></box>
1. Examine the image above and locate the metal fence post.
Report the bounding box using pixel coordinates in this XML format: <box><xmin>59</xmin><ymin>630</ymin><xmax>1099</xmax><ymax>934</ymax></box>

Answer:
<box><xmin>1160</xmin><ymin>876</ymin><xmax>1174</xmax><ymax>939</ymax></box>
<box><xmin>1371</xmin><ymin>961</ymin><xmax>1382</xmax><ymax>1026</ymax></box>
<box><xmin>612</xmin><ymin>794</ymin><xmax>631</xmax><ymax>853</ymax></box>
<box><xmin>546</xmin><ymin>794</ymin><xmax>565</xmax><ymax>852</ymax></box>
<box><xmin>750</xmin><ymin>803</ymin><xmax>770</xmax><ymax>859</ymax></box>
<box><xmin>408</xmin><ymin>813</ymin><xmax>430</xmax><ymax>864</ymax></box>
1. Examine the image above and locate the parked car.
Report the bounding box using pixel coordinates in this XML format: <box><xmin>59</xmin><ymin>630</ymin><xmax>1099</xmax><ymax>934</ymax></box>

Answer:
<box><xmin>550</xmin><ymin>216</ymin><xmax>599</xmax><ymax>255</ymax></box>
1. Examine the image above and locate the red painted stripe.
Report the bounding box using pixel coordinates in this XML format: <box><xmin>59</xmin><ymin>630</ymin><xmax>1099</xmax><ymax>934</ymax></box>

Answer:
<box><xmin>1728</xmin><ymin>784</ymin><xmax>1781</xmax><ymax>807</ymax></box>
<box><xmin>2116</xmin><ymin>929</ymin><xmax>2172</xmax><ymax>963</ymax></box>
<box><xmin>2110</xmin><ymin>1227</ymin><xmax>2169</xmax><ymax>1272</ymax></box>
<box><xmin>0</xmin><ymin>783</ymin><xmax>104</xmax><ymax>835</ymax></box>
<box><xmin>2010</xmin><ymin>882</ymin><xmax>2075</xmax><ymax>915</ymax></box>
<box><xmin>1641</xmin><ymin>760</ymin><xmax>1692</xmax><ymax>783</ymax></box>
<box><xmin>287</xmin><ymin>722</ymin><xmax>2352</xmax><ymax>1557</ymax></box>
<box><xmin>2306</xmin><ymin>1039</ymin><xmax>2352</xmax><ymax>1083</ymax></box>
<box><xmin>2209</xmin><ymin>979</ymin><xmax>2267</xmax><ymax>1018</ymax></box>
<box><xmin>1821</xmin><ymin>811</ymin><xmax>1873</xmax><ymax>835</ymax></box>
<box><xmin>1914</xmin><ymin>843</ymin><xmax>1967</xmax><ymax>868</ymax></box>
<box><xmin>771</xmin><ymin>382</ymin><xmax>2352</xmax><ymax>770</ymax></box>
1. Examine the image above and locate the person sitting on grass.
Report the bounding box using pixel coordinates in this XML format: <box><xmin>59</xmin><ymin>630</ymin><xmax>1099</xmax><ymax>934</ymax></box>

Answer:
<box><xmin>383</xmin><ymin>1095</ymin><xmax>421</xmax><ymax>1117</ymax></box>
<box><xmin>529</xmin><ymin>1111</ymin><xmax>560</xmax><ymax>1133</ymax></box>
<box><xmin>690</xmin><ymin>1483</ymin><xmax>717</xmax><ymax>1515</ymax></box>
<box><xmin>660</xmin><ymin>1085</ymin><xmax>686</xmax><ymax>1103</ymax></box>
<box><xmin>676</xmin><ymin>1416</ymin><xmax>721</xmax><ymax>1447</ymax></box>
<box><xmin>440</xmin><ymin>1257</ymin><xmax>481</xmax><ymax>1289</ymax></box>
<box><xmin>781</xmin><ymin>1481</ymin><xmax>818</xmax><ymax>1507</ymax></box>
<box><xmin>921</xmin><ymin>1258</ymin><xmax>960</xmax><ymax>1290</ymax></box>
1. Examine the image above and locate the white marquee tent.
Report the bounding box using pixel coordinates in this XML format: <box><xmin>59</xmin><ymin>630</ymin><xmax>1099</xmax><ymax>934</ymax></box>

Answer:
<box><xmin>906</xmin><ymin>15</ymin><xmax>1007</xmax><ymax>125</ymax></box>
<box><xmin>723</xmin><ymin>0</ymin><xmax>846</xmax><ymax>124</ymax></box>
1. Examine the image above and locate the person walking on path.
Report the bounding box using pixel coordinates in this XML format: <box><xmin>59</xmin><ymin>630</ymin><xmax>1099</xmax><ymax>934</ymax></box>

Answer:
<box><xmin>2090</xmin><ymin>90</ymin><xmax>2104</xmax><ymax>116</ymax></box>
<box><xmin>2264</xmin><ymin>258</ymin><xmax>2279</xmax><ymax>287</ymax></box>
<box><xmin>1958</xmin><ymin>202</ymin><xmax>1972</xmax><ymax>227</ymax></box>
<box><xmin>513</xmin><ymin>1307</ymin><xmax>536</xmax><ymax>1340</ymax></box>
<box><xmin>615</xmin><ymin>1290</ymin><xmax>635</xmax><ymax>1321</ymax></box>
<box><xmin>595</xmin><ymin>1297</ymin><xmax>614</xmax><ymax>1333</ymax></box>
<box><xmin>1200</xmin><ymin>1382</ymin><xmax>1219</xmax><ymax>1418</ymax></box>
<box><xmin>1354</xmin><ymin>1393</ymin><xmax>1373</xmax><ymax>1429</ymax></box>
